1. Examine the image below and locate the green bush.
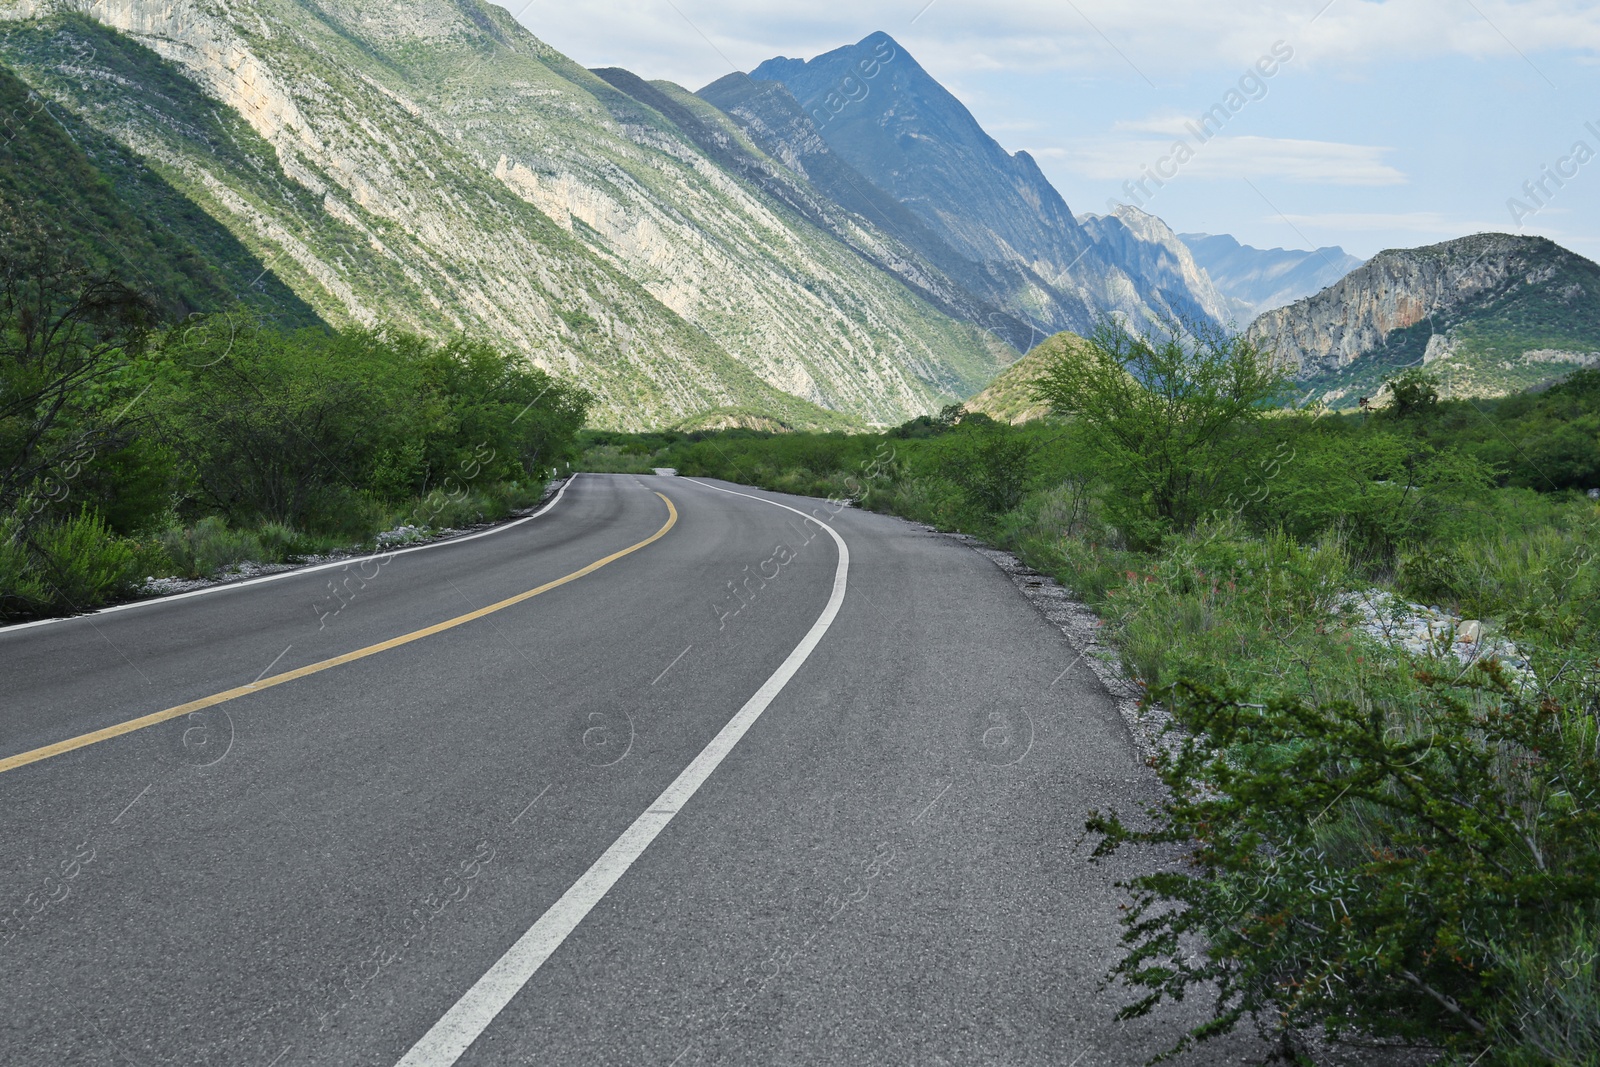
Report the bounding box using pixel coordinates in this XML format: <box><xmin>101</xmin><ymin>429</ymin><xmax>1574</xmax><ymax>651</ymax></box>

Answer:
<box><xmin>1086</xmin><ymin>676</ymin><xmax>1600</xmax><ymax>1062</ymax></box>
<box><xmin>31</xmin><ymin>508</ymin><xmax>138</xmax><ymax>610</ymax></box>
<box><xmin>0</xmin><ymin>515</ymin><xmax>48</xmax><ymax>618</ymax></box>
<box><xmin>938</xmin><ymin>421</ymin><xmax>1038</xmax><ymax>520</ymax></box>
<box><xmin>1031</xmin><ymin>319</ymin><xmax>1284</xmax><ymax>545</ymax></box>
<box><xmin>1395</xmin><ymin>546</ymin><xmax>1467</xmax><ymax>605</ymax></box>
<box><xmin>158</xmin><ymin>516</ymin><xmax>264</xmax><ymax>579</ymax></box>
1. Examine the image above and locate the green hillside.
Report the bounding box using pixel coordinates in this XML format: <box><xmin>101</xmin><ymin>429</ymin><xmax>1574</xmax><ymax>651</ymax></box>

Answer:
<box><xmin>0</xmin><ymin>56</ymin><xmax>316</xmax><ymax>324</ymax></box>
<box><xmin>0</xmin><ymin>7</ymin><xmax>1011</xmax><ymax>429</ymax></box>
<box><xmin>964</xmin><ymin>333</ymin><xmax>1091</xmax><ymax>423</ymax></box>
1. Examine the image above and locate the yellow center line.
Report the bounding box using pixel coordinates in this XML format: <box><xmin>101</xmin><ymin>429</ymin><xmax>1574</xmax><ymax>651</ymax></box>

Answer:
<box><xmin>0</xmin><ymin>492</ymin><xmax>679</xmax><ymax>778</ymax></box>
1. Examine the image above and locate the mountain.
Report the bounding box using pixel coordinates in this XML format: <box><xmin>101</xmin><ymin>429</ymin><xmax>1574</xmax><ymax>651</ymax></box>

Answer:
<box><xmin>695</xmin><ymin>72</ymin><xmax>1040</xmax><ymax>353</ymax></box>
<box><xmin>963</xmin><ymin>332</ymin><xmax>1092</xmax><ymax>424</ymax></box>
<box><xmin>0</xmin><ymin>4</ymin><xmax>1014</xmax><ymax>429</ymax></box>
<box><xmin>1179</xmin><ymin>233</ymin><xmax>1364</xmax><ymax>324</ymax></box>
<box><xmin>1246</xmin><ymin>233</ymin><xmax>1600</xmax><ymax>404</ymax></box>
<box><xmin>734</xmin><ymin>32</ymin><xmax>1228</xmax><ymax>340</ymax></box>
<box><xmin>592</xmin><ymin>68</ymin><xmax>1039</xmax><ymax>358</ymax></box>
<box><xmin>1075</xmin><ymin>208</ymin><xmax>1231</xmax><ymax>326</ymax></box>
<box><xmin>0</xmin><ymin>59</ymin><xmax>316</xmax><ymax>325</ymax></box>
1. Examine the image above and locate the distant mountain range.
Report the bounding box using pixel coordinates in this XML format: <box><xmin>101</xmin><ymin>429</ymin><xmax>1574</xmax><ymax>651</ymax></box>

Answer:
<box><xmin>9</xmin><ymin>6</ymin><xmax>1540</xmax><ymax>426</ymax></box>
<box><xmin>1248</xmin><ymin>233</ymin><xmax>1600</xmax><ymax>403</ymax></box>
<box><xmin>1179</xmin><ymin>233</ymin><xmax>1365</xmax><ymax>325</ymax></box>
<box><xmin>732</xmin><ymin>33</ymin><xmax>1232</xmax><ymax>344</ymax></box>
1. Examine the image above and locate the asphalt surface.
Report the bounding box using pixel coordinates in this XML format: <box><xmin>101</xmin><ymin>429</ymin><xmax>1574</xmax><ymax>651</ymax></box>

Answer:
<box><xmin>0</xmin><ymin>473</ymin><xmax>1269</xmax><ymax>1066</ymax></box>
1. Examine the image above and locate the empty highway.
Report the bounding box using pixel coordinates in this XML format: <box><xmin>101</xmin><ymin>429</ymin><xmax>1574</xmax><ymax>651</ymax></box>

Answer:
<box><xmin>0</xmin><ymin>474</ymin><xmax>1264</xmax><ymax>1065</ymax></box>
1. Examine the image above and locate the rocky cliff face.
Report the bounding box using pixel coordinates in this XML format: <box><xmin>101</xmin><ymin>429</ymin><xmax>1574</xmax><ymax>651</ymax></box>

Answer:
<box><xmin>1178</xmin><ymin>233</ymin><xmax>1363</xmax><ymax>324</ymax></box>
<box><xmin>741</xmin><ymin>33</ymin><xmax>1228</xmax><ymax>340</ymax></box>
<box><xmin>0</xmin><ymin>2</ymin><xmax>1011</xmax><ymax>428</ymax></box>
<box><xmin>1076</xmin><ymin>208</ymin><xmax>1231</xmax><ymax>327</ymax></box>
<box><xmin>696</xmin><ymin>71</ymin><xmax>1042</xmax><ymax>353</ymax></box>
<box><xmin>1246</xmin><ymin>233</ymin><xmax>1600</xmax><ymax>401</ymax></box>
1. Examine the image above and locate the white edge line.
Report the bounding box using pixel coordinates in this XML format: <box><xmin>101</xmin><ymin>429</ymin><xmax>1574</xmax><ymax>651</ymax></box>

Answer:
<box><xmin>393</xmin><ymin>479</ymin><xmax>850</xmax><ymax>1067</ymax></box>
<box><xmin>0</xmin><ymin>476</ymin><xmax>581</xmax><ymax>639</ymax></box>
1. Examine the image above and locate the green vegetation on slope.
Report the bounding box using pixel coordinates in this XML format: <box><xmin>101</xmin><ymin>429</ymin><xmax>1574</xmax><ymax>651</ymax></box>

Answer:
<box><xmin>0</xmin><ymin>214</ymin><xmax>590</xmax><ymax>621</ymax></box>
<box><xmin>585</xmin><ymin>326</ymin><xmax>1600</xmax><ymax>1065</ymax></box>
<box><xmin>962</xmin><ymin>332</ymin><xmax>1090</xmax><ymax>424</ymax></box>
<box><xmin>0</xmin><ymin>56</ymin><xmax>316</xmax><ymax>325</ymax></box>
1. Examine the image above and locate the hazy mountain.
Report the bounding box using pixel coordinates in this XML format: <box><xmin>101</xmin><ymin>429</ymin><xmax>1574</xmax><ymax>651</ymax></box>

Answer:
<box><xmin>1076</xmin><ymin>208</ymin><xmax>1231</xmax><ymax>327</ymax></box>
<box><xmin>695</xmin><ymin>72</ymin><xmax>1040</xmax><ymax>353</ymax></box>
<box><xmin>738</xmin><ymin>32</ymin><xmax>1228</xmax><ymax>340</ymax></box>
<box><xmin>1246</xmin><ymin>233</ymin><xmax>1600</xmax><ymax>403</ymax></box>
<box><xmin>0</xmin><ymin>3</ymin><xmax>1014</xmax><ymax>429</ymax></box>
<box><xmin>1179</xmin><ymin>233</ymin><xmax>1364</xmax><ymax>324</ymax></box>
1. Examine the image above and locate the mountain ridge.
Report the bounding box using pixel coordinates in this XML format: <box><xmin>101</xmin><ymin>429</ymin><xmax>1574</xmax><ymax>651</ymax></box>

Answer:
<box><xmin>0</xmin><ymin>2</ymin><xmax>1014</xmax><ymax>428</ymax></box>
<box><xmin>736</xmin><ymin>32</ymin><xmax>1231</xmax><ymax>339</ymax></box>
<box><xmin>1246</xmin><ymin>232</ymin><xmax>1600</xmax><ymax>403</ymax></box>
<box><xmin>1180</xmin><ymin>232</ymin><xmax>1364</xmax><ymax>323</ymax></box>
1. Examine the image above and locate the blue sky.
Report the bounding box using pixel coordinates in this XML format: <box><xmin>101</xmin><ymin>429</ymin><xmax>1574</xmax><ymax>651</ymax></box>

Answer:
<box><xmin>511</xmin><ymin>1</ymin><xmax>1600</xmax><ymax>262</ymax></box>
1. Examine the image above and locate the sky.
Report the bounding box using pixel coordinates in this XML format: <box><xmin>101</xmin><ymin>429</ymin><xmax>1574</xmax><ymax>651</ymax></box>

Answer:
<box><xmin>504</xmin><ymin>0</ymin><xmax>1600</xmax><ymax>263</ymax></box>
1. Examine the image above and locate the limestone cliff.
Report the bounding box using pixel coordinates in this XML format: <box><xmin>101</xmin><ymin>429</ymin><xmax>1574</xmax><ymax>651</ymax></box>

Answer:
<box><xmin>1246</xmin><ymin>233</ymin><xmax>1600</xmax><ymax>402</ymax></box>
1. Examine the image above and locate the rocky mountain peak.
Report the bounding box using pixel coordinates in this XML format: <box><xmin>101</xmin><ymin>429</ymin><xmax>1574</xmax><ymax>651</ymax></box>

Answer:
<box><xmin>1246</xmin><ymin>232</ymin><xmax>1600</xmax><ymax>401</ymax></box>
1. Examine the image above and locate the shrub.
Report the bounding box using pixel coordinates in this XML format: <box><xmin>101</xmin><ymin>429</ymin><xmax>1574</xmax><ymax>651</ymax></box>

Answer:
<box><xmin>0</xmin><ymin>515</ymin><xmax>48</xmax><ymax>618</ymax></box>
<box><xmin>1086</xmin><ymin>676</ymin><xmax>1600</xmax><ymax>1062</ymax></box>
<box><xmin>1031</xmin><ymin>319</ymin><xmax>1284</xmax><ymax>545</ymax></box>
<box><xmin>938</xmin><ymin>421</ymin><xmax>1038</xmax><ymax>521</ymax></box>
<box><xmin>1395</xmin><ymin>546</ymin><xmax>1467</xmax><ymax>606</ymax></box>
<box><xmin>1382</xmin><ymin>366</ymin><xmax>1442</xmax><ymax>418</ymax></box>
<box><xmin>158</xmin><ymin>516</ymin><xmax>264</xmax><ymax>579</ymax></box>
<box><xmin>31</xmin><ymin>508</ymin><xmax>138</xmax><ymax>610</ymax></box>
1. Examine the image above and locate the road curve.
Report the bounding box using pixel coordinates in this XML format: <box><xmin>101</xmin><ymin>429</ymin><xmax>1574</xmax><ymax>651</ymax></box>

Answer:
<box><xmin>0</xmin><ymin>473</ymin><xmax>1263</xmax><ymax>1066</ymax></box>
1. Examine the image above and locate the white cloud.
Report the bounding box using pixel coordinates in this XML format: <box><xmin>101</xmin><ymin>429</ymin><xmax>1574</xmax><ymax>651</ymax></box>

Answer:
<box><xmin>1112</xmin><ymin>113</ymin><xmax>1195</xmax><ymax>136</ymax></box>
<box><xmin>506</xmin><ymin>0</ymin><xmax>1600</xmax><ymax>89</ymax></box>
<box><xmin>1058</xmin><ymin>135</ymin><xmax>1408</xmax><ymax>186</ymax></box>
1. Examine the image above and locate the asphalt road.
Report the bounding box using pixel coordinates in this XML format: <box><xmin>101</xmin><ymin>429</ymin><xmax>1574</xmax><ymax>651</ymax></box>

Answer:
<box><xmin>0</xmin><ymin>473</ymin><xmax>1267</xmax><ymax>1066</ymax></box>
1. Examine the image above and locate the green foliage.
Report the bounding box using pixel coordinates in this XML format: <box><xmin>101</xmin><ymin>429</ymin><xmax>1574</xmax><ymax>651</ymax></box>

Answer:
<box><xmin>1378</xmin><ymin>368</ymin><xmax>1600</xmax><ymax>493</ymax></box>
<box><xmin>0</xmin><ymin>507</ymin><xmax>139</xmax><ymax>616</ymax></box>
<box><xmin>153</xmin><ymin>316</ymin><xmax>407</xmax><ymax>529</ymax></box>
<box><xmin>0</xmin><ymin>209</ymin><xmax>155</xmax><ymax>534</ymax></box>
<box><xmin>0</xmin><ymin>203</ymin><xmax>589</xmax><ymax>619</ymax></box>
<box><xmin>1032</xmin><ymin>319</ymin><xmax>1285</xmax><ymax>545</ymax></box>
<box><xmin>1085</xmin><ymin>677</ymin><xmax>1600</xmax><ymax>1062</ymax></box>
<box><xmin>1230</xmin><ymin>414</ymin><xmax>1499</xmax><ymax>563</ymax></box>
<box><xmin>149</xmin><ymin>313</ymin><xmax>589</xmax><ymax>534</ymax></box>
<box><xmin>1381</xmin><ymin>366</ymin><xmax>1441</xmax><ymax>418</ymax></box>
<box><xmin>1395</xmin><ymin>546</ymin><xmax>1466</xmax><ymax>605</ymax></box>
<box><xmin>156</xmin><ymin>516</ymin><xmax>263</xmax><ymax>580</ymax></box>
<box><xmin>0</xmin><ymin>514</ymin><xmax>46</xmax><ymax>617</ymax></box>
<box><xmin>1486</xmin><ymin>910</ymin><xmax>1600</xmax><ymax>1066</ymax></box>
<box><xmin>938</xmin><ymin>419</ymin><xmax>1038</xmax><ymax>518</ymax></box>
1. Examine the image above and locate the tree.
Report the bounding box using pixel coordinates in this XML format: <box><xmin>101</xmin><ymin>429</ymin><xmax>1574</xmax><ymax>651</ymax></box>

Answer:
<box><xmin>0</xmin><ymin>208</ymin><xmax>155</xmax><ymax>530</ymax></box>
<box><xmin>1382</xmin><ymin>366</ymin><xmax>1441</xmax><ymax>419</ymax></box>
<box><xmin>153</xmin><ymin>314</ymin><xmax>412</xmax><ymax>527</ymax></box>
<box><xmin>1031</xmin><ymin>319</ymin><xmax>1284</xmax><ymax>545</ymax></box>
